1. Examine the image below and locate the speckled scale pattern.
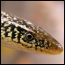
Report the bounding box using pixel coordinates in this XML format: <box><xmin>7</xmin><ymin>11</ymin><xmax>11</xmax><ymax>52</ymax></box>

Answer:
<box><xmin>1</xmin><ymin>11</ymin><xmax>63</xmax><ymax>55</ymax></box>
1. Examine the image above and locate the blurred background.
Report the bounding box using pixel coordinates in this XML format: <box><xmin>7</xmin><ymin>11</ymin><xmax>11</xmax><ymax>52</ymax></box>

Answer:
<box><xmin>1</xmin><ymin>1</ymin><xmax>64</xmax><ymax>64</ymax></box>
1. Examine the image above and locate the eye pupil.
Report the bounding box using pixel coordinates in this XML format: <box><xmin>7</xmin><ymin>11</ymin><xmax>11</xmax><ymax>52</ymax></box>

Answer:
<box><xmin>26</xmin><ymin>33</ymin><xmax>33</xmax><ymax>40</ymax></box>
<box><xmin>27</xmin><ymin>35</ymin><xmax>32</xmax><ymax>39</ymax></box>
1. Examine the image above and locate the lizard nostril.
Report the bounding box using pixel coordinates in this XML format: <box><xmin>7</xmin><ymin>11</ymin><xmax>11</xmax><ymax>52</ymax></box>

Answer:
<box><xmin>55</xmin><ymin>47</ymin><xmax>58</xmax><ymax>50</ymax></box>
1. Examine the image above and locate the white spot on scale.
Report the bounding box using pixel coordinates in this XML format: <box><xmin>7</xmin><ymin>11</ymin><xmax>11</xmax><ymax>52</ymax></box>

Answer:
<box><xmin>14</xmin><ymin>17</ymin><xmax>17</xmax><ymax>20</ymax></box>
<box><xmin>23</xmin><ymin>25</ymin><xmax>26</xmax><ymax>28</ymax></box>
<box><xmin>27</xmin><ymin>43</ymin><xmax>32</xmax><ymax>47</ymax></box>
<box><xmin>21</xmin><ymin>35</ymin><xmax>24</xmax><ymax>38</ymax></box>
<box><xmin>7</xmin><ymin>27</ymin><xmax>11</xmax><ymax>31</ymax></box>
<box><xmin>30</xmin><ymin>40</ymin><xmax>35</xmax><ymax>44</ymax></box>
<box><xmin>8</xmin><ymin>32</ymin><xmax>12</xmax><ymax>37</ymax></box>
<box><xmin>44</xmin><ymin>32</ymin><xmax>47</xmax><ymax>36</ymax></box>
<box><xmin>1</xmin><ymin>27</ymin><xmax>4</xmax><ymax>30</ymax></box>
<box><xmin>16</xmin><ymin>24</ymin><xmax>18</xmax><ymax>27</ymax></box>
<box><xmin>37</xmin><ymin>31</ymin><xmax>39</xmax><ymax>33</ymax></box>
<box><xmin>4</xmin><ymin>23</ymin><xmax>10</xmax><ymax>27</ymax></box>
<box><xmin>3</xmin><ymin>18</ymin><xmax>8</xmax><ymax>21</ymax></box>
<box><xmin>26</xmin><ymin>21</ymin><xmax>33</xmax><ymax>25</ymax></box>
<box><xmin>8</xmin><ymin>21</ymin><xmax>12</xmax><ymax>24</ymax></box>
<box><xmin>14</xmin><ymin>28</ymin><xmax>17</xmax><ymax>31</ymax></box>
<box><xmin>1</xmin><ymin>31</ymin><xmax>5</xmax><ymax>38</ymax></box>
<box><xmin>15</xmin><ymin>34</ymin><xmax>18</xmax><ymax>37</ymax></box>
<box><xmin>44</xmin><ymin>39</ymin><xmax>47</xmax><ymax>44</ymax></box>
<box><xmin>1</xmin><ymin>20</ymin><xmax>4</xmax><ymax>23</ymax></box>
<box><xmin>13</xmin><ymin>38</ymin><xmax>18</xmax><ymax>42</ymax></box>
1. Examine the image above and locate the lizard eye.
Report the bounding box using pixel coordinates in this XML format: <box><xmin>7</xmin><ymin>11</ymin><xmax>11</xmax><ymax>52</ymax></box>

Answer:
<box><xmin>26</xmin><ymin>33</ymin><xmax>33</xmax><ymax>41</ymax></box>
